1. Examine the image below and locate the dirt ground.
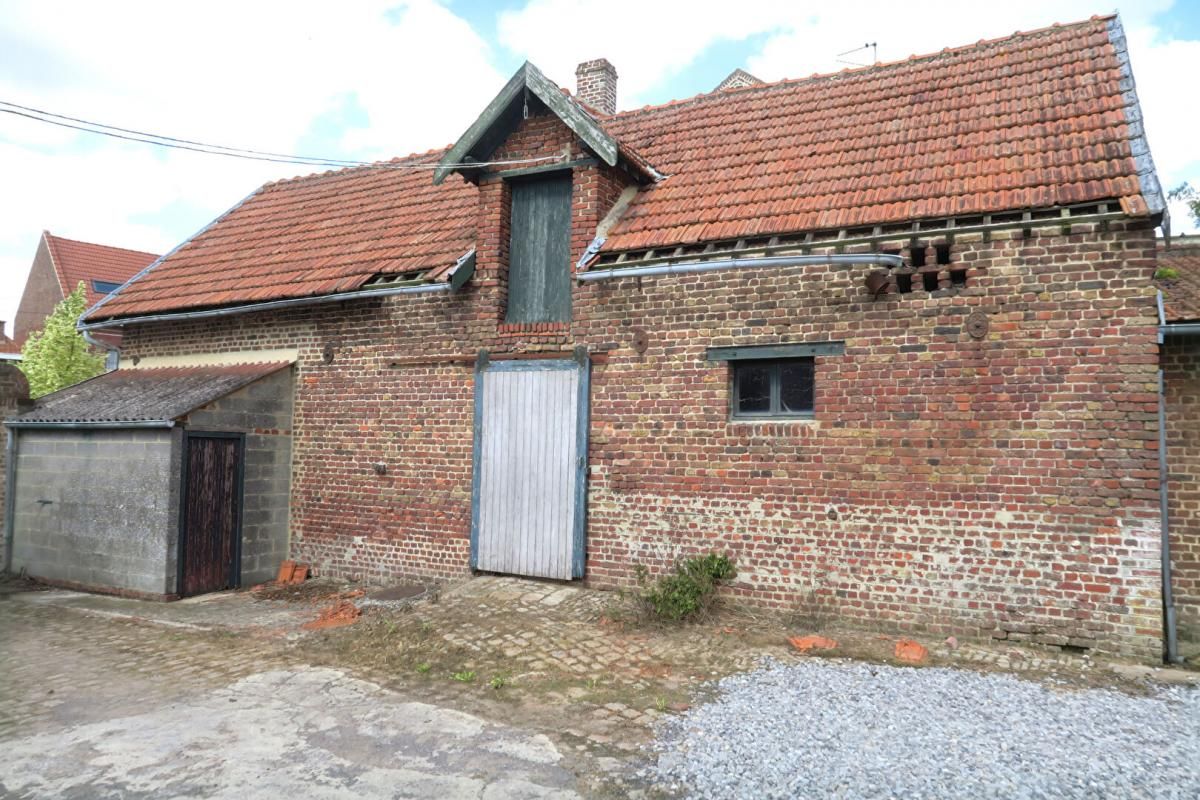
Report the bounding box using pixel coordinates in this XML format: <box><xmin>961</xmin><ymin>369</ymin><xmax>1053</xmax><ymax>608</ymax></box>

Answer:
<box><xmin>3</xmin><ymin>572</ymin><xmax>1197</xmax><ymax>798</ymax></box>
<box><xmin>238</xmin><ymin>573</ymin><xmax>1200</xmax><ymax>762</ymax></box>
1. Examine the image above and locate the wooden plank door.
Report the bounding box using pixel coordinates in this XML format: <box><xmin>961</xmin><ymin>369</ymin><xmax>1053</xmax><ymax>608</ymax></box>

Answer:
<box><xmin>471</xmin><ymin>355</ymin><xmax>589</xmax><ymax>580</ymax></box>
<box><xmin>178</xmin><ymin>433</ymin><xmax>244</xmax><ymax>596</ymax></box>
<box><xmin>506</xmin><ymin>172</ymin><xmax>572</xmax><ymax>324</ymax></box>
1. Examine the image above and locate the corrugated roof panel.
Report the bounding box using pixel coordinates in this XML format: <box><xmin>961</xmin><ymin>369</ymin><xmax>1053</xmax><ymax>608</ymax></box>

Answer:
<box><xmin>8</xmin><ymin>363</ymin><xmax>291</xmax><ymax>425</ymax></box>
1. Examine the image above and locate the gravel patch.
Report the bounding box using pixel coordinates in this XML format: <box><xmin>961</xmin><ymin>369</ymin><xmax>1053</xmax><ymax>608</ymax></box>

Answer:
<box><xmin>648</xmin><ymin>659</ymin><xmax>1200</xmax><ymax>799</ymax></box>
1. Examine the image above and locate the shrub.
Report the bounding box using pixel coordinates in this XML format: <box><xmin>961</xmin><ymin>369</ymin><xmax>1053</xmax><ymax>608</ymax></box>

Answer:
<box><xmin>641</xmin><ymin>554</ymin><xmax>736</xmax><ymax>621</ymax></box>
<box><xmin>1155</xmin><ymin>266</ymin><xmax>1180</xmax><ymax>281</ymax></box>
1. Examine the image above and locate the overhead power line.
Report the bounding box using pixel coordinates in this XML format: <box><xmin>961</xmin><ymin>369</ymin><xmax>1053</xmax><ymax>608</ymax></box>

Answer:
<box><xmin>0</xmin><ymin>99</ymin><xmax>559</xmax><ymax>171</ymax></box>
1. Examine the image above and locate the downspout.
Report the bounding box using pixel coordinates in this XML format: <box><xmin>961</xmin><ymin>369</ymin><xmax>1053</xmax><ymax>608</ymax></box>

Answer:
<box><xmin>82</xmin><ymin>330</ymin><xmax>119</xmax><ymax>371</ymax></box>
<box><xmin>1158</xmin><ymin>370</ymin><xmax>1181</xmax><ymax>663</ymax></box>
<box><xmin>4</xmin><ymin>427</ymin><xmax>16</xmax><ymax>574</ymax></box>
<box><xmin>1157</xmin><ymin>289</ymin><xmax>1183</xmax><ymax>663</ymax></box>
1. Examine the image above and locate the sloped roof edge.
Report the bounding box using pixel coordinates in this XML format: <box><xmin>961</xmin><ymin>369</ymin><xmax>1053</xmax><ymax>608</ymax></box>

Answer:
<box><xmin>1106</xmin><ymin>15</ymin><xmax>1166</xmax><ymax>219</ymax></box>
<box><xmin>7</xmin><ymin>362</ymin><xmax>291</xmax><ymax>426</ymax></box>
<box><xmin>80</xmin><ymin>187</ymin><xmax>264</xmax><ymax>325</ymax></box>
<box><xmin>434</xmin><ymin>61</ymin><xmax>620</xmax><ymax>185</ymax></box>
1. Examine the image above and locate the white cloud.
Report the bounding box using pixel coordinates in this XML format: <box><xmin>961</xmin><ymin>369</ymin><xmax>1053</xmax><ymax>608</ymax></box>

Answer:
<box><xmin>1</xmin><ymin>0</ymin><xmax>1196</xmax><ymax>337</ymax></box>
<box><xmin>498</xmin><ymin>0</ymin><xmax>1198</xmax><ymax>233</ymax></box>
<box><xmin>0</xmin><ymin>0</ymin><xmax>503</xmax><ymax>333</ymax></box>
<box><xmin>497</xmin><ymin>0</ymin><xmax>787</xmax><ymax>103</ymax></box>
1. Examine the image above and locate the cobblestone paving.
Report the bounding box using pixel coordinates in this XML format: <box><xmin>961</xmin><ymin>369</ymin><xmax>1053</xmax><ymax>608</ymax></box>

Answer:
<box><xmin>0</xmin><ymin>589</ymin><xmax>597</xmax><ymax>799</ymax></box>
<box><xmin>0</xmin><ymin>591</ymin><xmax>293</xmax><ymax>742</ymax></box>
<box><xmin>5</xmin><ymin>575</ymin><xmax>1194</xmax><ymax>799</ymax></box>
<box><xmin>441</xmin><ymin>577</ymin><xmax>762</xmax><ymax>686</ymax></box>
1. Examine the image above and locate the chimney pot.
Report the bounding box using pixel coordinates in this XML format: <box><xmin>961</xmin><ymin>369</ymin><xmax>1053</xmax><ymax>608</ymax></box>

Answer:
<box><xmin>575</xmin><ymin>58</ymin><xmax>617</xmax><ymax>115</ymax></box>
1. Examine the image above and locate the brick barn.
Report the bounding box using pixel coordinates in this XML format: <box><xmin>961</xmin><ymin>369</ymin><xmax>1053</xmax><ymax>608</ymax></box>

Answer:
<box><xmin>8</xmin><ymin>14</ymin><xmax>1190</xmax><ymax>660</ymax></box>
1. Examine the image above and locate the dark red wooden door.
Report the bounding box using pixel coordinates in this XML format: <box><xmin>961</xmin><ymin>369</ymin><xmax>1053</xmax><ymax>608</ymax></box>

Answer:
<box><xmin>180</xmin><ymin>434</ymin><xmax>243</xmax><ymax>596</ymax></box>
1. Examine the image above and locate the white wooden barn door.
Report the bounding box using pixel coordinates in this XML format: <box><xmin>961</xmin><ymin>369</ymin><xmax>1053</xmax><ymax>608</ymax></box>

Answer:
<box><xmin>471</xmin><ymin>352</ymin><xmax>590</xmax><ymax>580</ymax></box>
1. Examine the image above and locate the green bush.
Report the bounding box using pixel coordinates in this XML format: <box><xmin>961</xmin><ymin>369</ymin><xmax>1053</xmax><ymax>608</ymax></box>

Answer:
<box><xmin>1156</xmin><ymin>266</ymin><xmax>1180</xmax><ymax>281</ymax></box>
<box><xmin>641</xmin><ymin>554</ymin><xmax>736</xmax><ymax>621</ymax></box>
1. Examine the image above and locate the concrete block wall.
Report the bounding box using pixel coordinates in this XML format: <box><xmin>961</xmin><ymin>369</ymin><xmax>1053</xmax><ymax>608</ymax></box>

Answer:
<box><xmin>183</xmin><ymin>366</ymin><xmax>293</xmax><ymax>586</ymax></box>
<box><xmin>0</xmin><ymin>364</ymin><xmax>30</xmax><ymax>570</ymax></box>
<box><xmin>10</xmin><ymin>428</ymin><xmax>177</xmax><ymax>596</ymax></box>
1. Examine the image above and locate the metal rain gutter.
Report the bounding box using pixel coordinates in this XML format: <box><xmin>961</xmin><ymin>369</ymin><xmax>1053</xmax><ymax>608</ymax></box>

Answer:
<box><xmin>1161</xmin><ymin>323</ymin><xmax>1200</xmax><ymax>339</ymax></box>
<box><xmin>4</xmin><ymin>420</ymin><xmax>177</xmax><ymax>430</ymax></box>
<box><xmin>576</xmin><ymin>253</ymin><xmax>904</xmax><ymax>282</ymax></box>
<box><xmin>82</xmin><ymin>330</ymin><xmax>120</xmax><ymax>371</ymax></box>
<box><xmin>79</xmin><ymin>282</ymin><xmax>452</xmax><ymax>332</ymax></box>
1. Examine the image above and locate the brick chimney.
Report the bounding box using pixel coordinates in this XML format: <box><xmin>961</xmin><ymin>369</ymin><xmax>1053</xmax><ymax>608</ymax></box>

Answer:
<box><xmin>575</xmin><ymin>58</ymin><xmax>617</xmax><ymax>115</ymax></box>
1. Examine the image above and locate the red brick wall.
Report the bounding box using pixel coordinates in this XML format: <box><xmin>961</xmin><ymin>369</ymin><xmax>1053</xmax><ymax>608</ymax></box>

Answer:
<box><xmin>117</xmin><ymin>111</ymin><xmax>1165</xmax><ymax>659</ymax></box>
<box><xmin>14</xmin><ymin>236</ymin><xmax>64</xmax><ymax>344</ymax></box>
<box><xmin>1163</xmin><ymin>341</ymin><xmax>1200</xmax><ymax>643</ymax></box>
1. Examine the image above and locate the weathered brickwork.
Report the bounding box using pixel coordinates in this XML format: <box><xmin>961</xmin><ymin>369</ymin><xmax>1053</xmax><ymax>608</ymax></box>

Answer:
<box><xmin>13</xmin><ymin>237</ymin><xmax>60</xmax><ymax>344</ymax></box>
<box><xmin>1163</xmin><ymin>342</ymin><xmax>1200</xmax><ymax>643</ymax></box>
<box><xmin>575</xmin><ymin>58</ymin><xmax>618</xmax><ymax>116</ymax></box>
<box><xmin>118</xmin><ymin>111</ymin><xmax>1165</xmax><ymax>658</ymax></box>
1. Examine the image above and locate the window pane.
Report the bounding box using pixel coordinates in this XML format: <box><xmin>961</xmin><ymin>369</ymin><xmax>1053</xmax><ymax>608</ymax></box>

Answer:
<box><xmin>736</xmin><ymin>364</ymin><xmax>771</xmax><ymax>414</ymax></box>
<box><xmin>779</xmin><ymin>360</ymin><xmax>814</xmax><ymax>413</ymax></box>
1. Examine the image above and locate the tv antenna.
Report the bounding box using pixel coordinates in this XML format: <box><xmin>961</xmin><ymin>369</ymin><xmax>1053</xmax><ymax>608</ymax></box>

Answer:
<box><xmin>836</xmin><ymin>42</ymin><xmax>878</xmax><ymax>67</ymax></box>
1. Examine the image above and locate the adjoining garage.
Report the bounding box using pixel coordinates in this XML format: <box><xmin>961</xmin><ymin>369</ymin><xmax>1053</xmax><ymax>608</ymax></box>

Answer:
<box><xmin>3</xmin><ymin>362</ymin><xmax>293</xmax><ymax>598</ymax></box>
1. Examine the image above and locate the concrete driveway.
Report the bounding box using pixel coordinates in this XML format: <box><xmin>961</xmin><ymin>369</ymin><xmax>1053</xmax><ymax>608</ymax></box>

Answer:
<box><xmin>0</xmin><ymin>589</ymin><xmax>584</xmax><ymax>799</ymax></box>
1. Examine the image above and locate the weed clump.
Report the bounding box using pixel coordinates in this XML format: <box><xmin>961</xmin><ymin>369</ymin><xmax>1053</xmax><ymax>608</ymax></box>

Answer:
<box><xmin>641</xmin><ymin>554</ymin><xmax>736</xmax><ymax>621</ymax></box>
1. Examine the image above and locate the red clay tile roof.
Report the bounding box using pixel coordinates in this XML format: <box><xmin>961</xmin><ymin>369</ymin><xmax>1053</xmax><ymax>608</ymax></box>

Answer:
<box><xmin>599</xmin><ymin>15</ymin><xmax>1148</xmax><ymax>251</ymax></box>
<box><xmin>1156</xmin><ymin>237</ymin><xmax>1200</xmax><ymax>323</ymax></box>
<box><xmin>91</xmin><ymin>150</ymin><xmax>476</xmax><ymax>321</ymax></box>
<box><xmin>89</xmin><ymin>14</ymin><xmax>1153</xmax><ymax>322</ymax></box>
<box><xmin>44</xmin><ymin>233</ymin><xmax>159</xmax><ymax>307</ymax></box>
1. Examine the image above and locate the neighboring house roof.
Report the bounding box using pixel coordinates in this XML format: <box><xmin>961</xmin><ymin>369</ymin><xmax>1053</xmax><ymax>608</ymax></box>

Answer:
<box><xmin>86</xmin><ymin>14</ymin><xmax>1160</xmax><ymax>324</ymax></box>
<box><xmin>1156</xmin><ymin>236</ymin><xmax>1200</xmax><ymax>323</ymax></box>
<box><xmin>713</xmin><ymin>68</ymin><xmax>763</xmax><ymax>91</ymax></box>
<box><xmin>43</xmin><ymin>232</ymin><xmax>160</xmax><ymax>307</ymax></box>
<box><xmin>6</xmin><ymin>362</ymin><xmax>290</xmax><ymax>426</ymax></box>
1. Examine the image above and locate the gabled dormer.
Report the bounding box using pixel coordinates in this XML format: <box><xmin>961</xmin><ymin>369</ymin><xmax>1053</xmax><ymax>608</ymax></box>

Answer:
<box><xmin>434</xmin><ymin>60</ymin><xmax>659</xmax><ymax>332</ymax></box>
<box><xmin>433</xmin><ymin>61</ymin><xmax>658</xmax><ymax>187</ymax></box>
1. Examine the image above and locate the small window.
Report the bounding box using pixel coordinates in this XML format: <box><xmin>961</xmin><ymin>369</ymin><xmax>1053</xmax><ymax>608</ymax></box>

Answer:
<box><xmin>92</xmin><ymin>280</ymin><xmax>121</xmax><ymax>294</ymax></box>
<box><xmin>733</xmin><ymin>358</ymin><xmax>815</xmax><ymax>418</ymax></box>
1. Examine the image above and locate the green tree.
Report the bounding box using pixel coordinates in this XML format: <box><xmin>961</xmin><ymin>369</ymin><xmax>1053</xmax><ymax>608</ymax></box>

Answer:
<box><xmin>1169</xmin><ymin>182</ymin><xmax>1200</xmax><ymax>227</ymax></box>
<box><xmin>19</xmin><ymin>282</ymin><xmax>105</xmax><ymax>398</ymax></box>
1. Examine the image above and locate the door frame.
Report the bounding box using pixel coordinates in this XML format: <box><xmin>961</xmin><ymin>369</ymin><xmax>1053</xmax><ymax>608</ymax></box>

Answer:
<box><xmin>470</xmin><ymin>348</ymin><xmax>591</xmax><ymax>578</ymax></box>
<box><xmin>176</xmin><ymin>430</ymin><xmax>246</xmax><ymax>596</ymax></box>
